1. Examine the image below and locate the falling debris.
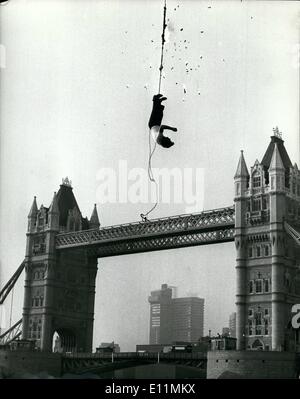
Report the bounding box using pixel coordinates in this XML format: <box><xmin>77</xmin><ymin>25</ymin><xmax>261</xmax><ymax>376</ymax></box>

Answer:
<box><xmin>126</xmin><ymin>84</ymin><xmax>130</xmax><ymax>88</ymax></box>
<box><xmin>208</xmin><ymin>6</ymin><xmax>211</xmax><ymax>8</ymax></box>
<box><xmin>200</xmin><ymin>31</ymin><xmax>204</xmax><ymax>33</ymax></box>
<box><xmin>180</xmin><ymin>28</ymin><xmax>183</xmax><ymax>31</ymax></box>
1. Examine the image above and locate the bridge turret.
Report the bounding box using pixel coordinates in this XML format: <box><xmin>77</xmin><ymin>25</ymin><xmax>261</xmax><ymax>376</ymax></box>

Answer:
<box><xmin>27</xmin><ymin>196</ymin><xmax>38</xmax><ymax>233</ymax></box>
<box><xmin>89</xmin><ymin>204</ymin><xmax>100</xmax><ymax>229</ymax></box>
<box><xmin>235</xmin><ymin>129</ymin><xmax>300</xmax><ymax>353</ymax></box>
<box><xmin>269</xmin><ymin>143</ymin><xmax>287</xmax><ymax>350</ymax></box>
<box><xmin>48</xmin><ymin>192</ymin><xmax>59</xmax><ymax>231</ymax></box>
<box><xmin>234</xmin><ymin>150</ymin><xmax>249</xmax><ymax>198</ymax></box>
<box><xmin>269</xmin><ymin>143</ymin><xmax>285</xmax><ymax>194</ymax></box>
<box><xmin>234</xmin><ymin>151</ymin><xmax>249</xmax><ymax>350</ymax></box>
<box><xmin>22</xmin><ymin>179</ymin><xmax>99</xmax><ymax>353</ymax></box>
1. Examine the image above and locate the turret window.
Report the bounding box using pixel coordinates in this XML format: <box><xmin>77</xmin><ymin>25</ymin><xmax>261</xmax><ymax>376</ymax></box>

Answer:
<box><xmin>262</xmin><ymin>197</ymin><xmax>269</xmax><ymax>210</ymax></box>
<box><xmin>264</xmin><ymin>308</ymin><xmax>269</xmax><ymax>316</ymax></box>
<box><xmin>255</xmin><ymin>279</ymin><xmax>263</xmax><ymax>293</ymax></box>
<box><xmin>256</xmin><ymin>246</ymin><xmax>261</xmax><ymax>257</ymax></box>
<box><xmin>255</xmin><ymin>312</ymin><xmax>262</xmax><ymax>325</ymax></box>
<box><xmin>252</xmin><ymin>199</ymin><xmax>261</xmax><ymax>212</ymax></box>
<box><xmin>249</xmin><ymin>281</ymin><xmax>254</xmax><ymax>294</ymax></box>
<box><xmin>253</xmin><ymin>176</ymin><xmax>261</xmax><ymax>188</ymax></box>
<box><xmin>264</xmin><ymin>279</ymin><xmax>270</xmax><ymax>293</ymax></box>
<box><xmin>264</xmin><ymin>245</ymin><xmax>269</xmax><ymax>256</ymax></box>
<box><xmin>255</xmin><ymin>327</ymin><xmax>262</xmax><ymax>335</ymax></box>
<box><xmin>248</xmin><ymin>246</ymin><xmax>253</xmax><ymax>258</ymax></box>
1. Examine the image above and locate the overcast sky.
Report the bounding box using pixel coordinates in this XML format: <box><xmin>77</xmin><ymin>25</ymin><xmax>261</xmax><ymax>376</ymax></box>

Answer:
<box><xmin>0</xmin><ymin>0</ymin><xmax>299</xmax><ymax>351</ymax></box>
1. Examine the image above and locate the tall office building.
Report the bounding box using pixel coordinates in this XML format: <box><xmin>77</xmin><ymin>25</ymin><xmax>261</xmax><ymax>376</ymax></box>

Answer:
<box><xmin>148</xmin><ymin>284</ymin><xmax>204</xmax><ymax>344</ymax></box>
<box><xmin>148</xmin><ymin>284</ymin><xmax>173</xmax><ymax>344</ymax></box>
<box><xmin>229</xmin><ymin>312</ymin><xmax>237</xmax><ymax>338</ymax></box>
<box><xmin>172</xmin><ymin>297</ymin><xmax>204</xmax><ymax>342</ymax></box>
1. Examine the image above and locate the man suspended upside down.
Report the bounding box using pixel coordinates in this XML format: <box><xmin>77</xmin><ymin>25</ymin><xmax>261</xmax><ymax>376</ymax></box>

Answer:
<box><xmin>148</xmin><ymin>94</ymin><xmax>177</xmax><ymax>148</ymax></box>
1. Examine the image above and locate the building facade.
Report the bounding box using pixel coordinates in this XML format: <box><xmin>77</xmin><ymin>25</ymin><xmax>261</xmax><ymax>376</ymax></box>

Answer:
<box><xmin>148</xmin><ymin>284</ymin><xmax>204</xmax><ymax>344</ymax></box>
<box><xmin>234</xmin><ymin>130</ymin><xmax>300</xmax><ymax>351</ymax></box>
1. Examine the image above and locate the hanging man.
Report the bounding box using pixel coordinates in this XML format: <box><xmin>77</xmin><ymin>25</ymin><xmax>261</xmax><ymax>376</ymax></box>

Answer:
<box><xmin>148</xmin><ymin>94</ymin><xmax>177</xmax><ymax>148</ymax></box>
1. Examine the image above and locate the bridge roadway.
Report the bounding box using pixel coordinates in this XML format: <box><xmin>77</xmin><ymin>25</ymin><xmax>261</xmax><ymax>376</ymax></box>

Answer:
<box><xmin>56</xmin><ymin>206</ymin><xmax>235</xmax><ymax>257</ymax></box>
<box><xmin>62</xmin><ymin>351</ymin><xmax>207</xmax><ymax>375</ymax></box>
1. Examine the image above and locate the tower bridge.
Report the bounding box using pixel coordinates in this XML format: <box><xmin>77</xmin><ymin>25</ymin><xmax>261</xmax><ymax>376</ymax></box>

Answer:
<box><xmin>1</xmin><ymin>132</ymin><xmax>300</xmax><ymax>360</ymax></box>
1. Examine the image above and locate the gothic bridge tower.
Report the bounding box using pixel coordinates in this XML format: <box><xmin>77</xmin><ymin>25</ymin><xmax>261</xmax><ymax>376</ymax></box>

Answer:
<box><xmin>234</xmin><ymin>128</ymin><xmax>300</xmax><ymax>352</ymax></box>
<box><xmin>22</xmin><ymin>178</ymin><xmax>100</xmax><ymax>352</ymax></box>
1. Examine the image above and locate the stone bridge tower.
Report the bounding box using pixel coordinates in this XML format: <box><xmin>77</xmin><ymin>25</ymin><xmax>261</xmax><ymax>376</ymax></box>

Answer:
<box><xmin>22</xmin><ymin>178</ymin><xmax>99</xmax><ymax>352</ymax></box>
<box><xmin>234</xmin><ymin>129</ymin><xmax>300</xmax><ymax>352</ymax></box>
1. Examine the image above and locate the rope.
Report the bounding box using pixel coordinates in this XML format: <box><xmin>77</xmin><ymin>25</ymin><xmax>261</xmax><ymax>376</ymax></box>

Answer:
<box><xmin>141</xmin><ymin>129</ymin><xmax>159</xmax><ymax>221</ymax></box>
<box><xmin>141</xmin><ymin>0</ymin><xmax>167</xmax><ymax>222</ymax></box>
<box><xmin>158</xmin><ymin>0</ymin><xmax>167</xmax><ymax>94</ymax></box>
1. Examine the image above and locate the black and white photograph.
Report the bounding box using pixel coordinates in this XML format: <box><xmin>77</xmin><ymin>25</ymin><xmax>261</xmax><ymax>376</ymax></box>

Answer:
<box><xmin>0</xmin><ymin>0</ymin><xmax>300</xmax><ymax>384</ymax></box>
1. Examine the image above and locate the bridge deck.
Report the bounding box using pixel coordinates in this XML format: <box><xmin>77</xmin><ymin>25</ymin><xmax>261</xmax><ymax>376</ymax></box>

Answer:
<box><xmin>56</xmin><ymin>206</ymin><xmax>235</xmax><ymax>257</ymax></box>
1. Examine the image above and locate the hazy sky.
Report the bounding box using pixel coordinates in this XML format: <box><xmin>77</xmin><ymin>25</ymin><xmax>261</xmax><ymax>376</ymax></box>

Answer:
<box><xmin>0</xmin><ymin>0</ymin><xmax>299</xmax><ymax>351</ymax></box>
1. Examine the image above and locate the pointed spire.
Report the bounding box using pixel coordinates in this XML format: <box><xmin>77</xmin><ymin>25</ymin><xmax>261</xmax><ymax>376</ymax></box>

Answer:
<box><xmin>270</xmin><ymin>143</ymin><xmax>285</xmax><ymax>171</ymax></box>
<box><xmin>49</xmin><ymin>192</ymin><xmax>59</xmax><ymax>214</ymax></box>
<box><xmin>234</xmin><ymin>150</ymin><xmax>249</xmax><ymax>179</ymax></box>
<box><xmin>28</xmin><ymin>196</ymin><xmax>38</xmax><ymax>218</ymax></box>
<box><xmin>90</xmin><ymin>204</ymin><xmax>100</xmax><ymax>229</ymax></box>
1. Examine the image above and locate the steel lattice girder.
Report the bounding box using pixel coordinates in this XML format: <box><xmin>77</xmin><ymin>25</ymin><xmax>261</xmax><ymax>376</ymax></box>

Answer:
<box><xmin>0</xmin><ymin>319</ymin><xmax>22</xmax><ymax>345</ymax></box>
<box><xmin>56</xmin><ymin>206</ymin><xmax>235</xmax><ymax>256</ymax></box>
<box><xmin>90</xmin><ymin>228</ymin><xmax>234</xmax><ymax>258</ymax></box>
